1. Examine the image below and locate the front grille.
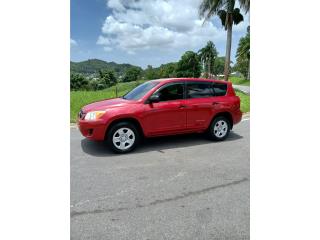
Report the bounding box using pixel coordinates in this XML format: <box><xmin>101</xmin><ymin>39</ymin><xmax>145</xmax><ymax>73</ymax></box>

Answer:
<box><xmin>78</xmin><ymin>109</ymin><xmax>85</xmax><ymax>120</ymax></box>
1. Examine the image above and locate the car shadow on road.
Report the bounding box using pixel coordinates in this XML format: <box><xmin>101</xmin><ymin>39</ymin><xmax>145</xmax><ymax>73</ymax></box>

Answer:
<box><xmin>80</xmin><ymin>131</ymin><xmax>243</xmax><ymax>157</ymax></box>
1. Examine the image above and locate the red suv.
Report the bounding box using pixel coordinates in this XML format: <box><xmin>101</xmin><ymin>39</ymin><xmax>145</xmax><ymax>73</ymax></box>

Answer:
<box><xmin>78</xmin><ymin>78</ymin><xmax>242</xmax><ymax>153</ymax></box>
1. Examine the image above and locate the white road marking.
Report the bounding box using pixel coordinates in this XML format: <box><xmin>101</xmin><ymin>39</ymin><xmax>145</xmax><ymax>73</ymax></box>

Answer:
<box><xmin>241</xmin><ymin>118</ymin><xmax>250</xmax><ymax>122</ymax></box>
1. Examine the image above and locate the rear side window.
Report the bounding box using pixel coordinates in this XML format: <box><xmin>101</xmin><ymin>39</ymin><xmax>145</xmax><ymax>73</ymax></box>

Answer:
<box><xmin>213</xmin><ymin>83</ymin><xmax>227</xmax><ymax>96</ymax></box>
<box><xmin>186</xmin><ymin>82</ymin><xmax>214</xmax><ymax>99</ymax></box>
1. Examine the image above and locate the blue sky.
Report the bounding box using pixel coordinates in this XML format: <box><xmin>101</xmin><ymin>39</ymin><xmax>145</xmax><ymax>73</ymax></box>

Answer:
<box><xmin>71</xmin><ymin>0</ymin><xmax>249</xmax><ymax>69</ymax></box>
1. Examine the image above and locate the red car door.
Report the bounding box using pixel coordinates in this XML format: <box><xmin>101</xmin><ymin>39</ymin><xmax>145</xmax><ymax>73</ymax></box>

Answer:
<box><xmin>142</xmin><ymin>82</ymin><xmax>187</xmax><ymax>136</ymax></box>
<box><xmin>185</xmin><ymin>81</ymin><xmax>217</xmax><ymax>130</ymax></box>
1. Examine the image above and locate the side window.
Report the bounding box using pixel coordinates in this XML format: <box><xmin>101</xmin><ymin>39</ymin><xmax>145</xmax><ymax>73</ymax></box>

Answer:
<box><xmin>213</xmin><ymin>83</ymin><xmax>227</xmax><ymax>96</ymax></box>
<box><xmin>155</xmin><ymin>83</ymin><xmax>184</xmax><ymax>102</ymax></box>
<box><xmin>186</xmin><ymin>82</ymin><xmax>214</xmax><ymax>99</ymax></box>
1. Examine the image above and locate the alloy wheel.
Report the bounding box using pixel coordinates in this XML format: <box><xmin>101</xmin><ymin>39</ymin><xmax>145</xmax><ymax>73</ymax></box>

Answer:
<box><xmin>112</xmin><ymin>127</ymin><xmax>135</xmax><ymax>150</ymax></box>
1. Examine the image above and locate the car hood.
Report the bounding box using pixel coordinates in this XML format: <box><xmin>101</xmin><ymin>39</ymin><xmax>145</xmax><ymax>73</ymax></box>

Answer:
<box><xmin>82</xmin><ymin>98</ymin><xmax>136</xmax><ymax>112</ymax></box>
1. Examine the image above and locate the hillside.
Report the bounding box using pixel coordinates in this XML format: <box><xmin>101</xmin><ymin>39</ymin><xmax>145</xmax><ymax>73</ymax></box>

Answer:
<box><xmin>70</xmin><ymin>59</ymin><xmax>142</xmax><ymax>77</ymax></box>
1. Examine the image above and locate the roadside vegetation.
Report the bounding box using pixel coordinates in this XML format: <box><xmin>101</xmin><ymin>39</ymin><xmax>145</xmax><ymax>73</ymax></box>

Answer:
<box><xmin>229</xmin><ymin>76</ymin><xmax>250</xmax><ymax>86</ymax></box>
<box><xmin>235</xmin><ymin>90</ymin><xmax>250</xmax><ymax>113</ymax></box>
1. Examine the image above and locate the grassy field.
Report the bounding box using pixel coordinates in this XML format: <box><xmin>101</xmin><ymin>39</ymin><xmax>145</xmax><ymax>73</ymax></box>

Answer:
<box><xmin>71</xmin><ymin>80</ymin><xmax>250</xmax><ymax>122</ymax></box>
<box><xmin>235</xmin><ymin>90</ymin><xmax>250</xmax><ymax>113</ymax></box>
<box><xmin>229</xmin><ymin>76</ymin><xmax>250</xmax><ymax>86</ymax></box>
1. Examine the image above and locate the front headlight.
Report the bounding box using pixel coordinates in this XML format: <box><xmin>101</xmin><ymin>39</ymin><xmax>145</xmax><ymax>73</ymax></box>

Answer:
<box><xmin>84</xmin><ymin>111</ymin><xmax>106</xmax><ymax>121</ymax></box>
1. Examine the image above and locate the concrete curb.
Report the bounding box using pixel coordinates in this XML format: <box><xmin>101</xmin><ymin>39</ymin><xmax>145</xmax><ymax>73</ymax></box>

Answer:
<box><xmin>242</xmin><ymin>112</ymin><xmax>250</xmax><ymax>119</ymax></box>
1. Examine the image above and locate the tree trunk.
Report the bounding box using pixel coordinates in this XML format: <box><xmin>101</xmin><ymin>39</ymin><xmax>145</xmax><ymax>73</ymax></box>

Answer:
<box><xmin>208</xmin><ymin>58</ymin><xmax>211</xmax><ymax>78</ymax></box>
<box><xmin>224</xmin><ymin>21</ymin><xmax>233</xmax><ymax>81</ymax></box>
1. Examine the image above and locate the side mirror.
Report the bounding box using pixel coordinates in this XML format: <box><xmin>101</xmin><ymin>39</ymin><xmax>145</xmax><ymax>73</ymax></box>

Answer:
<box><xmin>148</xmin><ymin>95</ymin><xmax>160</xmax><ymax>103</ymax></box>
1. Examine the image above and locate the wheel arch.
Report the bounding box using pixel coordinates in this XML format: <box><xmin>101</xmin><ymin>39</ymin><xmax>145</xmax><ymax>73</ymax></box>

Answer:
<box><xmin>210</xmin><ymin>111</ymin><xmax>234</xmax><ymax>130</ymax></box>
<box><xmin>104</xmin><ymin>117</ymin><xmax>145</xmax><ymax>140</ymax></box>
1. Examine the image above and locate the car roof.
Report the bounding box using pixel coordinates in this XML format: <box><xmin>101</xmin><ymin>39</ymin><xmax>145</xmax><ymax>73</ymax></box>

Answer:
<box><xmin>150</xmin><ymin>78</ymin><xmax>229</xmax><ymax>84</ymax></box>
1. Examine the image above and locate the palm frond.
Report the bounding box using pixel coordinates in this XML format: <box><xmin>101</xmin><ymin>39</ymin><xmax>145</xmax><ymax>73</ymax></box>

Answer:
<box><xmin>199</xmin><ymin>0</ymin><xmax>225</xmax><ymax>22</ymax></box>
<box><xmin>239</xmin><ymin>0</ymin><xmax>250</xmax><ymax>13</ymax></box>
<box><xmin>226</xmin><ymin>0</ymin><xmax>235</xmax><ymax>12</ymax></box>
<box><xmin>236</xmin><ymin>32</ymin><xmax>250</xmax><ymax>59</ymax></box>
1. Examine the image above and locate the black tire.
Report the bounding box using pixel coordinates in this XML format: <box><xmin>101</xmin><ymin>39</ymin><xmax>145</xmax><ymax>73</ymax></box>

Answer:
<box><xmin>106</xmin><ymin>121</ymin><xmax>140</xmax><ymax>153</ymax></box>
<box><xmin>207</xmin><ymin>116</ymin><xmax>231</xmax><ymax>141</ymax></box>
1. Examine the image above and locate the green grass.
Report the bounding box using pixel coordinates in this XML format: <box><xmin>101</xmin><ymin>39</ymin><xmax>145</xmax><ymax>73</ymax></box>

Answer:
<box><xmin>70</xmin><ymin>80</ymin><xmax>146</xmax><ymax>122</ymax></box>
<box><xmin>229</xmin><ymin>76</ymin><xmax>250</xmax><ymax>86</ymax></box>
<box><xmin>71</xmin><ymin>80</ymin><xmax>250</xmax><ymax>122</ymax></box>
<box><xmin>235</xmin><ymin>90</ymin><xmax>250</xmax><ymax>113</ymax></box>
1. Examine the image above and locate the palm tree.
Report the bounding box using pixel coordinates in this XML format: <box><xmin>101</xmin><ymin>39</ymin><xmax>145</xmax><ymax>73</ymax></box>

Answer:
<box><xmin>199</xmin><ymin>0</ymin><xmax>244</xmax><ymax>81</ymax></box>
<box><xmin>198</xmin><ymin>41</ymin><xmax>218</xmax><ymax>78</ymax></box>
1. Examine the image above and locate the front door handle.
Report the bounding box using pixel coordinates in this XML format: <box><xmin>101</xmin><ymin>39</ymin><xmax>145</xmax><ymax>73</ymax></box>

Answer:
<box><xmin>179</xmin><ymin>104</ymin><xmax>187</xmax><ymax>109</ymax></box>
<box><xmin>212</xmin><ymin>102</ymin><xmax>222</xmax><ymax>105</ymax></box>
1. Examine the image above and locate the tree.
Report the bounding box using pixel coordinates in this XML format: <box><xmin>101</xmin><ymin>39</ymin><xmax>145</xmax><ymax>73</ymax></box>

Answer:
<box><xmin>123</xmin><ymin>67</ymin><xmax>142</xmax><ymax>82</ymax></box>
<box><xmin>144</xmin><ymin>65</ymin><xmax>159</xmax><ymax>80</ymax></box>
<box><xmin>70</xmin><ymin>73</ymin><xmax>88</xmax><ymax>90</ymax></box>
<box><xmin>199</xmin><ymin>0</ymin><xmax>245</xmax><ymax>81</ymax></box>
<box><xmin>158</xmin><ymin>62</ymin><xmax>177</xmax><ymax>78</ymax></box>
<box><xmin>198</xmin><ymin>41</ymin><xmax>218</xmax><ymax>78</ymax></box>
<box><xmin>235</xmin><ymin>26</ymin><xmax>250</xmax><ymax>79</ymax></box>
<box><xmin>176</xmin><ymin>51</ymin><xmax>201</xmax><ymax>78</ymax></box>
<box><xmin>213</xmin><ymin>57</ymin><xmax>226</xmax><ymax>75</ymax></box>
<box><xmin>98</xmin><ymin>69</ymin><xmax>117</xmax><ymax>87</ymax></box>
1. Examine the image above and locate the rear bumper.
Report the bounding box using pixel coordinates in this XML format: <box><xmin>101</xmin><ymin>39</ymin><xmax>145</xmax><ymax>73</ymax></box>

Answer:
<box><xmin>77</xmin><ymin>119</ymin><xmax>107</xmax><ymax>141</ymax></box>
<box><xmin>233</xmin><ymin>109</ymin><xmax>242</xmax><ymax>125</ymax></box>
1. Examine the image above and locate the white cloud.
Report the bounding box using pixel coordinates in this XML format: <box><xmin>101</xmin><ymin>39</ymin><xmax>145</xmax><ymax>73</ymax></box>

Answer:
<box><xmin>99</xmin><ymin>0</ymin><xmax>248</xmax><ymax>54</ymax></box>
<box><xmin>97</xmin><ymin>35</ymin><xmax>111</xmax><ymax>45</ymax></box>
<box><xmin>70</xmin><ymin>38</ymin><xmax>78</xmax><ymax>47</ymax></box>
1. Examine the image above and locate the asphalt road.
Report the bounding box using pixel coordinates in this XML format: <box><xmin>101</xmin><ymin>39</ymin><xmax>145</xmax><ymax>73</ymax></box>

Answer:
<box><xmin>71</xmin><ymin>119</ymin><xmax>250</xmax><ymax>240</ymax></box>
<box><xmin>233</xmin><ymin>85</ymin><xmax>250</xmax><ymax>95</ymax></box>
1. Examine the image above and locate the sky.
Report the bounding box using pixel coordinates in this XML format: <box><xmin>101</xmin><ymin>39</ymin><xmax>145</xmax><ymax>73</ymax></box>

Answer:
<box><xmin>71</xmin><ymin>0</ymin><xmax>249</xmax><ymax>69</ymax></box>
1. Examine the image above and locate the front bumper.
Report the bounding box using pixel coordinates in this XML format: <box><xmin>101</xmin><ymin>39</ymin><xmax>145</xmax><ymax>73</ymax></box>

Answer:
<box><xmin>77</xmin><ymin>119</ymin><xmax>107</xmax><ymax>141</ymax></box>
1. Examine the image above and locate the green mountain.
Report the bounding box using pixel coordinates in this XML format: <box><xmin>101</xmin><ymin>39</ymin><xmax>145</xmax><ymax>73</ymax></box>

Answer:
<box><xmin>70</xmin><ymin>59</ymin><xmax>142</xmax><ymax>77</ymax></box>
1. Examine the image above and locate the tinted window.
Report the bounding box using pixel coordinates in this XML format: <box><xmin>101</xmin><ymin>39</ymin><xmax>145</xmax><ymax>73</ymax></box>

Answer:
<box><xmin>187</xmin><ymin>82</ymin><xmax>214</xmax><ymax>99</ymax></box>
<box><xmin>123</xmin><ymin>81</ymin><xmax>159</xmax><ymax>100</ymax></box>
<box><xmin>213</xmin><ymin>83</ymin><xmax>227</xmax><ymax>96</ymax></box>
<box><xmin>154</xmin><ymin>83</ymin><xmax>184</xmax><ymax>102</ymax></box>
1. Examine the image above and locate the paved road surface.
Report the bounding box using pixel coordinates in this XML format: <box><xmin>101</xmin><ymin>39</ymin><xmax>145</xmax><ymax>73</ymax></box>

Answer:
<box><xmin>71</xmin><ymin>119</ymin><xmax>250</xmax><ymax>240</ymax></box>
<box><xmin>233</xmin><ymin>85</ymin><xmax>250</xmax><ymax>95</ymax></box>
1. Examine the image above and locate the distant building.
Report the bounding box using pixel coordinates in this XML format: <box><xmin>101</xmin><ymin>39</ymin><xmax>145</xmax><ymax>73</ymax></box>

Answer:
<box><xmin>230</xmin><ymin>71</ymin><xmax>242</xmax><ymax>77</ymax></box>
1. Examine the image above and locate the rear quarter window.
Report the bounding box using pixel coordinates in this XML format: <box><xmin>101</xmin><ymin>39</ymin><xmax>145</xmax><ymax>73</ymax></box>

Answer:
<box><xmin>213</xmin><ymin>83</ymin><xmax>227</xmax><ymax>96</ymax></box>
<box><xmin>186</xmin><ymin>82</ymin><xmax>214</xmax><ymax>99</ymax></box>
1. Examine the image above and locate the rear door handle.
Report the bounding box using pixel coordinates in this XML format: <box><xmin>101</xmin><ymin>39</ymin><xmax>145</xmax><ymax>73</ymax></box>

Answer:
<box><xmin>179</xmin><ymin>104</ymin><xmax>187</xmax><ymax>109</ymax></box>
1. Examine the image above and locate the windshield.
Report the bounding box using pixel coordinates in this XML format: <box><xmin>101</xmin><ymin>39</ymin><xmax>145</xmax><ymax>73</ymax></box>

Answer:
<box><xmin>122</xmin><ymin>81</ymin><xmax>159</xmax><ymax>100</ymax></box>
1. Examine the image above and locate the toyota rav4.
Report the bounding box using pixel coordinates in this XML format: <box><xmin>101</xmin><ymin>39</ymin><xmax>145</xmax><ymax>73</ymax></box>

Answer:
<box><xmin>78</xmin><ymin>78</ymin><xmax>242</xmax><ymax>153</ymax></box>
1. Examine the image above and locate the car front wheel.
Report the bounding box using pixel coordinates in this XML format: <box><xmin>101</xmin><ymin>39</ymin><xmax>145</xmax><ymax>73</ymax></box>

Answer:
<box><xmin>208</xmin><ymin>116</ymin><xmax>231</xmax><ymax>141</ymax></box>
<box><xmin>107</xmin><ymin>121</ymin><xmax>140</xmax><ymax>153</ymax></box>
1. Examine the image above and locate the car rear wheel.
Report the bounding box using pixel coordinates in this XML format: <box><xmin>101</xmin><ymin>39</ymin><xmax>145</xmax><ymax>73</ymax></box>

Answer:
<box><xmin>208</xmin><ymin>116</ymin><xmax>231</xmax><ymax>141</ymax></box>
<box><xmin>107</xmin><ymin>121</ymin><xmax>140</xmax><ymax>153</ymax></box>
